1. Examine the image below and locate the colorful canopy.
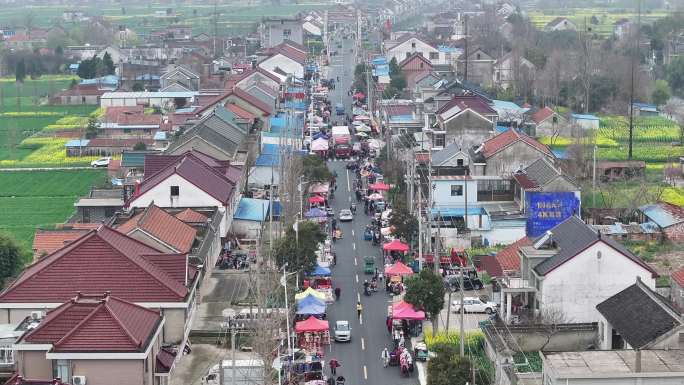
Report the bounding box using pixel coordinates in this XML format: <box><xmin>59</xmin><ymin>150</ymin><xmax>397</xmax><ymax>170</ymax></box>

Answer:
<box><xmin>295</xmin><ymin>287</ymin><xmax>327</xmax><ymax>301</ymax></box>
<box><xmin>369</xmin><ymin>182</ymin><xmax>390</xmax><ymax>191</ymax></box>
<box><xmin>311</xmin><ymin>137</ymin><xmax>329</xmax><ymax>151</ymax></box>
<box><xmin>384</xmin><ymin>261</ymin><xmax>414</xmax><ymax>276</ymax></box>
<box><xmin>392</xmin><ymin>300</ymin><xmax>426</xmax><ymax>320</ymax></box>
<box><xmin>383</xmin><ymin>239</ymin><xmax>409</xmax><ymax>252</ymax></box>
<box><xmin>305</xmin><ymin>207</ymin><xmax>327</xmax><ymax>218</ymax></box>
<box><xmin>295</xmin><ymin>316</ymin><xmax>330</xmax><ymax>333</ymax></box>
<box><xmin>308</xmin><ymin>195</ymin><xmax>326</xmax><ymax>204</ymax></box>
<box><xmin>306</xmin><ymin>264</ymin><xmax>331</xmax><ymax>277</ymax></box>
<box><xmin>354</xmin><ymin>92</ymin><xmax>365</xmax><ymax>99</ymax></box>
<box><xmin>296</xmin><ymin>296</ymin><xmax>326</xmax><ymax>315</ymax></box>
<box><xmin>355</xmin><ymin>124</ymin><xmax>371</xmax><ymax>132</ymax></box>
<box><xmin>309</xmin><ymin>183</ymin><xmax>329</xmax><ymax>194</ymax></box>
<box><xmin>367</xmin><ymin>193</ymin><xmax>384</xmax><ymax>201</ymax></box>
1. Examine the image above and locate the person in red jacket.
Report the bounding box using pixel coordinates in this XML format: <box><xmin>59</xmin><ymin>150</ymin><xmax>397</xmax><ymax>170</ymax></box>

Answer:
<box><xmin>329</xmin><ymin>358</ymin><xmax>340</xmax><ymax>375</ymax></box>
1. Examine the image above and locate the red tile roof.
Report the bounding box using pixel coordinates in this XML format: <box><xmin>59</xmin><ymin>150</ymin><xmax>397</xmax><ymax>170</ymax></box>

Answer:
<box><xmin>436</xmin><ymin>95</ymin><xmax>496</xmax><ymax>116</ymax></box>
<box><xmin>266</xmin><ymin>42</ymin><xmax>307</xmax><ymax>64</ymax></box>
<box><xmin>175</xmin><ymin>208</ymin><xmax>208</xmax><ymax>223</ymax></box>
<box><xmin>226</xmin><ymin>103</ymin><xmax>257</xmax><ymax>121</ymax></box>
<box><xmin>56</xmin><ymin>84</ymin><xmax>107</xmax><ymax>97</ymax></box>
<box><xmin>233</xmin><ymin>67</ymin><xmax>284</xmax><ymax>86</ymax></box>
<box><xmin>672</xmin><ymin>268</ymin><xmax>684</xmax><ymax>288</ymax></box>
<box><xmin>195</xmin><ymin>87</ymin><xmax>273</xmax><ymax>116</ymax></box>
<box><xmin>117</xmin><ymin>204</ymin><xmax>197</xmax><ymax>253</ymax></box>
<box><xmin>133</xmin><ymin>153</ymin><xmax>235</xmax><ymax>205</ymax></box>
<box><xmin>531</xmin><ymin>106</ymin><xmax>556</xmax><ymax>124</ymax></box>
<box><xmin>0</xmin><ymin>226</ymin><xmax>190</xmax><ymax>303</ymax></box>
<box><xmin>399</xmin><ymin>52</ymin><xmax>433</xmax><ymax>69</ymax></box>
<box><xmin>32</xmin><ymin>229</ymin><xmax>90</xmax><ymax>259</ymax></box>
<box><xmin>513</xmin><ymin>173</ymin><xmax>537</xmax><ymax>189</ymax></box>
<box><xmin>143</xmin><ymin>150</ymin><xmax>224</xmax><ymax>179</ymax></box>
<box><xmin>481</xmin><ymin>129</ymin><xmax>553</xmax><ymax>158</ymax></box>
<box><xmin>495</xmin><ymin>237</ymin><xmax>532</xmax><ymax>272</ymax></box>
<box><xmin>105</xmin><ymin>106</ymin><xmax>145</xmax><ymax>121</ymax></box>
<box><xmin>23</xmin><ymin>293</ymin><xmax>160</xmax><ymax>352</ymax></box>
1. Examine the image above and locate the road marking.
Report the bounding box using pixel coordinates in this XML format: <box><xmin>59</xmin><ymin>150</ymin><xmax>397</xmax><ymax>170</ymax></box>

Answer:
<box><xmin>359</xmin><ymin>314</ymin><xmax>363</xmax><ymax>325</ymax></box>
<box><xmin>355</xmin><ymin>274</ymin><xmax>359</xmax><ymax>283</ymax></box>
<box><xmin>361</xmin><ymin>337</ymin><xmax>365</xmax><ymax>350</ymax></box>
<box><xmin>353</xmin><ymin>243</ymin><xmax>356</xmax><ymax>251</ymax></box>
<box><xmin>354</xmin><ymin>257</ymin><xmax>357</xmax><ymax>266</ymax></box>
<box><xmin>363</xmin><ymin>365</ymin><xmax>367</xmax><ymax>379</ymax></box>
<box><xmin>357</xmin><ymin>292</ymin><xmax>360</xmax><ymax>302</ymax></box>
<box><xmin>351</xmin><ymin>229</ymin><xmax>355</xmax><ymax>237</ymax></box>
<box><xmin>348</xmin><ymin>196</ymin><xmax>351</xmax><ymax>202</ymax></box>
<box><xmin>346</xmin><ymin>168</ymin><xmax>351</xmax><ymax>192</ymax></box>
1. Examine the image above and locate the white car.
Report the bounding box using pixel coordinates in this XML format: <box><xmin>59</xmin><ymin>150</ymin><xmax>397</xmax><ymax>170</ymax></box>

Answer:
<box><xmin>339</xmin><ymin>209</ymin><xmax>353</xmax><ymax>222</ymax></box>
<box><xmin>90</xmin><ymin>157</ymin><xmax>111</xmax><ymax>168</ymax></box>
<box><xmin>333</xmin><ymin>320</ymin><xmax>351</xmax><ymax>342</ymax></box>
<box><xmin>452</xmin><ymin>297</ymin><xmax>498</xmax><ymax>314</ymax></box>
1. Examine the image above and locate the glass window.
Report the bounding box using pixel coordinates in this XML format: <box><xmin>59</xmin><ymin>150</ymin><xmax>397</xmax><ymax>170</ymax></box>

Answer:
<box><xmin>170</xmin><ymin>186</ymin><xmax>179</xmax><ymax>197</ymax></box>
<box><xmin>457</xmin><ymin>159</ymin><xmax>464</xmax><ymax>166</ymax></box>
<box><xmin>434</xmin><ymin>134</ymin><xmax>445</xmax><ymax>147</ymax></box>
<box><xmin>53</xmin><ymin>359</ymin><xmax>71</xmax><ymax>381</ymax></box>
<box><xmin>429</xmin><ymin>52</ymin><xmax>439</xmax><ymax>60</ymax></box>
<box><xmin>451</xmin><ymin>185</ymin><xmax>463</xmax><ymax>196</ymax></box>
<box><xmin>0</xmin><ymin>345</ymin><xmax>13</xmax><ymax>364</ymax></box>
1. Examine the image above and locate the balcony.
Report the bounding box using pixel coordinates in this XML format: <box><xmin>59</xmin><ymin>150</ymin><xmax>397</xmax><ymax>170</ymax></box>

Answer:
<box><xmin>500</xmin><ymin>276</ymin><xmax>535</xmax><ymax>292</ymax></box>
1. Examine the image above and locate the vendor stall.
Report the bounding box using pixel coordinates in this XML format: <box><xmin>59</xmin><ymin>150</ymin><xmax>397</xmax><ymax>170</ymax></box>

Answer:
<box><xmin>308</xmin><ymin>195</ymin><xmax>326</xmax><ymax>205</ymax></box>
<box><xmin>295</xmin><ymin>287</ymin><xmax>327</xmax><ymax>302</ymax></box>
<box><xmin>296</xmin><ymin>295</ymin><xmax>327</xmax><ymax>319</ymax></box>
<box><xmin>295</xmin><ymin>316</ymin><xmax>330</xmax><ymax>354</ymax></box>
<box><xmin>368</xmin><ymin>182</ymin><xmax>390</xmax><ymax>191</ymax></box>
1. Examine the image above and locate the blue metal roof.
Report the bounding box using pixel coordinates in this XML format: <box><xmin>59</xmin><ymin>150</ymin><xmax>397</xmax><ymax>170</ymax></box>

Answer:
<box><xmin>639</xmin><ymin>203</ymin><xmax>684</xmax><ymax>228</ymax></box>
<box><xmin>233</xmin><ymin>198</ymin><xmax>270</xmax><ymax>221</ymax></box>
<box><xmin>633</xmin><ymin>102</ymin><xmax>657</xmax><ymax>112</ymax></box>
<box><xmin>255</xmin><ymin>153</ymin><xmax>279</xmax><ymax>167</ymax></box>
<box><xmin>80</xmin><ymin>75</ymin><xmax>119</xmax><ymax>86</ymax></box>
<box><xmin>389</xmin><ymin>115</ymin><xmax>415</xmax><ymax>122</ymax></box>
<box><xmin>69</xmin><ymin>63</ymin><xmax>79</xmax><ymax>70</ymax></box>
<box><xmin>65</xmin><ymin>139</ymin><xmax>90</xmax><ymax>147</ymax></box>
<box><xmin>372</xmin><ymin>57</ymin><xmax>387</xmax><ymax>65</ymax></box>
<box><xmin>373</xmin><ymin>64</ymin><xmax>389</xmax><ymax>77</ymax></box>
<box><xmin>430</xmin><ymin>207</ymin><xmax>486</xmax><ymax>218</ymax></box>
<box><xmin>571</xmin><ymin>113</ymin><xmax>599</xmax><ymax>121</ymax></box>
<box><xmin>492</xmin><ymin>99</ymin><xmax>521</xmax><ymax>110</ymax></box>
<box><xmin>153</xmin><ymin>131</ymin><xmax>168</xmax><ymax>140</ymax></box>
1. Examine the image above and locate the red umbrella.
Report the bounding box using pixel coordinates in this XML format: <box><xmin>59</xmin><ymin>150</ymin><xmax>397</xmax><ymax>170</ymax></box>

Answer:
<box><xmin>383</xmin><ymin>239</ymin><xmax>409</xmax><ymax>252</ymax></box>
<box><xmin>384</xmin><ymin>261</ymin><xmax>414</xmax><ymax>276</ymax></box>
<box><xmin>308</xmin><ymin>195</ymin><xmax>325</xmax><ymax>204</ymax></box>
<box><xmin>368</xmin><ymin>182</ymin><xmax>390</xmax><ymax>191</ymax></box>
<box><xmin>354</xmin><ymin>92</ymin><xmax>366</xmax><ymax>99</ymax></box>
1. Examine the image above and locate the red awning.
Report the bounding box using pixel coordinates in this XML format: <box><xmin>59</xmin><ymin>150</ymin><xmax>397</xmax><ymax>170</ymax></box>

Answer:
<box><xmin>308</xmin><ymin>195</ymin><xmax>325</xmax><ymax>204</ymax></box>
<box><xmin>295</xmin><ymin>316</ymin><xmax>330</xmax><ymax>333</ymax></box>
<box><xmin>384</xmin><ymin>261</ymin><xmax>414</xmax><ymax>276</ymax></box>
<box><xmin>392</xmin><ymin>300</ymin><xmax>425</xmax><ymax>320</ymax></box>
<box><xmin>383</xmin><ymin>239</ymin><xmax>409</xmax><ymax>252</ymax></box>
<box><xmin>368</xmin><ymin>182</ymin><xmax>390</xmax><ymax>191</ymax></box>
<box><xmin>354</xmin><ymin>92</ymin><xmax>365</xmax><ymax>99</ymax></box>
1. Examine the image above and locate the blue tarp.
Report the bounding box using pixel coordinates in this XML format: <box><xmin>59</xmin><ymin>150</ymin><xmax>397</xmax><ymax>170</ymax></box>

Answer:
<box><xmin>233</xmin><ymin>198</ymin><xmax>270</xmax><ymax>221</ymax></box>
<box><xmin>65</xmin><ymin>139</ymin><xmax>90</xmax><ymax>147</ymax></box>
<box><xmin>305</xmin><ymin>207</ymin><xmax>327</xmax><ymax>218</ymax></box>
<box><xmin>312</xmin><ymin>132</ymin><xmax>329</xmax><ymax>140</ymax></box>
<box><xmin>372</xmin><ymin>57</ymin><xmax>387</xmax><ymax>65</ymax></box>
<box><xmin>571</xmin><ymin>113</ymin><xmax>599</xmax><ymax>121</ymax></box>
<box><xmin>153</xmin><ymin>131</ymin><xmax>167</xmax><ymax>140</ymax></box>
<box><xmin>431</xmin><ymin>207</ymin><xmax>487</xmax><ymax>219</ymax></box>
<box><xmin>296</xmin><ymin>295</ymin><xmax>326</xmax><ymax>315</ymax></box>
<box><xmin>284</xmin><ymin>100</ymin><xmax>307</xmax><ymax>110</ymax></box>
<box><xmin>307</xmin><ymin>264</ymin><xmax>331</xmax><ymax>277</ymax></box>
<box><xmin>255</xmin><ymin>154</ymin><xmax>279</xmax><ymax>167</ymax></box>
<box><xmin>373</xmin><ymin>64</ymin><xmax>389</xmax><ymax>77</ymax></box>
<box><xmin>272</xmin><ymin>201</ymin><xmax>283</xmax><ymax>217</ymax></box>
<box><xmin>80</xmin><ymin>75</ymin><xmax>119</xmax><ymax>86</ymax></box>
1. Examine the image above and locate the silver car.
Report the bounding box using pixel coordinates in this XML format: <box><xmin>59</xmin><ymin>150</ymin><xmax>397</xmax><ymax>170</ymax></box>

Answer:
<box><xmin>339</xmin><ymin>209</ymin><xmax>353</xmax><ymax>222</ymax></box>
<box><xmin>334</xmin><ymin>320</ymin><xmax>351</xmax><ymax>342</ymax></box>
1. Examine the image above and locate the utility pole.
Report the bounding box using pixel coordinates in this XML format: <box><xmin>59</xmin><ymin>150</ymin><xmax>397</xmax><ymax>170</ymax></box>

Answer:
<box><xmin>212</xmin><ymin>0</ymin><xmax>218</xmax><ymax>59</ymax></box>
<box><xmin>459</xmin><ymin>263</ymin><xmax>465</xmax><ymax>356</ymax></box>
<box><xmin>592</xmin><ymin>144</ymin><xmax>597</xmax><ymax>209</ymax></box>
<box><xmin>628</xmin><ymin>0</ymin><xmax>641</xmax><ymax>160</ymax></box>
<box><xmin>231</xmin><ymin>326</ymin><xmax>237</xmax><ymax>385</ymax></box>
<box><xmin>417</xmin><ymin>182</ymin><xmax>423</xmax><ymax>271</ymax></box>
<box><xmin>463</xmin><ymin>15</ymin><xmax>469</xmax><ymax>83</ymax></box>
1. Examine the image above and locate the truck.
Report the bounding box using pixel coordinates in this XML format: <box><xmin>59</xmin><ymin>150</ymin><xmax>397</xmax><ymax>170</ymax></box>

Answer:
<box><xmin>331</xmin><ymin>126</ymin><xmax>352</xmax><ymax>158</ymax></box>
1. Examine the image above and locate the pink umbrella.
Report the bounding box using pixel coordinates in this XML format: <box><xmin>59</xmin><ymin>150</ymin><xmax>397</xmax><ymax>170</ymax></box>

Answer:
<box><xmin>369</xmin><ymin>182</ymin><xmax>390</xmax><ymax>191</ymax></box>
<box><xmin>308</xmin><ymin>195</ymin><xmax>325</xmax><ymax>204</ymax></box>
<box><xmin>367</xmin><ymin>193</ymin><xmax>384</xmax><ymax>201</ymax></box>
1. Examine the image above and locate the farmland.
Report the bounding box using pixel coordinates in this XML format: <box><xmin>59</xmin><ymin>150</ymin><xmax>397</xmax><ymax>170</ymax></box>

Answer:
<box><xmin>528</xmin><ymin>8</ymin><xmax>669</xmax><ymax>37</ymax></box>
<box><xmin>0</xmin><ymin>170</ymin><xmax>107</xmax><ymax>263</ymax></box>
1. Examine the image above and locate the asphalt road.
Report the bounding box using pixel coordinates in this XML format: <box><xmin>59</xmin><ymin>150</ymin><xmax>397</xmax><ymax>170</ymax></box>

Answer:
<box><xmin>323</xmin><ymin>35</ymin><xmax>420</xmax><ymax>385</ymax></box>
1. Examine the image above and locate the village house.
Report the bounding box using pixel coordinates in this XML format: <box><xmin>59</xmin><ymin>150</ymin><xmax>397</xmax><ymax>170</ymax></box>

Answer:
<box><xmin>257</xmin><ymin>41</ymin><xmax>307</xmax><ymax>80</ymax></box>
<box><xmin>399</xmin><ymin>53</ymin><xmax>433</xmax><ymax>91</ymax></box>
<box><xmin>528</xmin><ymin>106</ymin><xmax>570</xmax><ymax>137</ymax></box>
<box><xmin>457</xmin><ymin>48</ymin><xmax>495</xmax><ymax>88</ymax></box>
<box><xmin>0</xmin><ymin>226</ymin><xmax>199</xmax><ymax>346</ymax></box>
<box><xmin>260</xmin><ymin>16</ymin><xmax>304</xmax><ymax>48</ymax></box>
<box><xmin>73</xmin><ymin>187</ymin><xmax>125</xmax><ymax>223</ymax></box>
<box><xmin>233</xmin><ymin>67</ymin><xmax>283</xmax><ymax>93</ymax></box>
<box><xmin>499</xmin><ymin>216</ymin><xmax>658</xmax><ymax>324</ymax></box>
<box><xmin>385</xmin><ymin>35</ymin><xmax>439</xmax><ymax>65</ymax></box>
<box><xmin>637</xmin><ymin>202</ymin><xmax>684</xmax><ymax>241</ymax></box>
<box><xmin>570</xmin><ymin>113</ymin><xmax>600</xmax><ymax>130</ymax></box>
<box><xmin>544</xmin><ymin>17</ymin><xmax>577</xmax><ymax>32</ymax></box>
<box><xmin>160</xmin><ymin>64</ymin><xmax>201</xmax><ymax>92</ymax></box>
<box><xmin>113</xmin><ymin>203</ymin><xmax>197</xmax><ymax>254</ymax></box>
<box><xmin>195</xmin><ymin>88</ymin><xmax>274</xmax><ymax>131</ymax></box>
<box><xmin>471</xmin><ymin>129</ymin><xmax>556</xmax><ymax>177</ymax></box>
<box><xmin>672</xmin><ymin>268</ymin><xmax>684</xmax><ymax>311</ymax></box>
<box><xmin>492</xmin><ymin>52</ymin><xmax>536</xmax><ymax>90</ymax></box>
<box><xmin>512</xmin><ymin>157</ymin><xmax>581</xmax><ymax>212</ymax></box>
<box><xmin>50</xmin><ymin>84</ymin><xmax>107</xmax><ymax>105</ymax></box>
<box><xmin>127</xmin><ymin>151</ymin><xmax>242</xmax><ymax>236</ymax></box>
<box><xmin>432</xmin><ymin>95</ymin><xmax>498</xmax><ymax>149</ymax></box>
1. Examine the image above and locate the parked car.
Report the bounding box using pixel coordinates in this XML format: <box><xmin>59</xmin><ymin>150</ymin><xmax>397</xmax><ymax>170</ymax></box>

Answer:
<box><xmin>452</xmin><ymin>297</ymin><xmax>497</xmax><ymax>314</ymax></box>
<box><xmin>444</xmin><ymin>275</ymin><xmax>484</xmax><ymax>291</ymax></box>
<box><xmin>90</xmin><ymin>157</ymin><xmax>111</xmax><ymax>168</ymax></box>
<box><xmin>339</xmin><ymin>209</ymin><xmax>353</xmax><ymax>222</ymax></box>
<box><xmin>334</xmin><ymin>320</ymin><xmax>351</xmax><ymax>342</ymax></box>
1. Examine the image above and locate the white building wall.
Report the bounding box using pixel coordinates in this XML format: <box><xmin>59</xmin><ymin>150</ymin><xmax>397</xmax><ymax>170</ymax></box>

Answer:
<box><xmin>432</xmin><ymin>180</ymin><xmax>478</xmax><ymax>207</ymax></box>
<box><xmin>258</xmin><ymin>54</ymin><xmax>304</xmax><ymax>78</ymax></box>
<box><xmin>540</xmin><ymin>242</ymin><xmax>656</xmax><ymax>323</ymax></box>
<box><xmin>386</xmin><ymin>38</ymin><xmax>439</xmax><ymax>64</ymax></box>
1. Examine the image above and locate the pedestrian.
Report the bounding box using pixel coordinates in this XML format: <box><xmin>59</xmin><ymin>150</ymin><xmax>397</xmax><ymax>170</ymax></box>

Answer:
<box><xmin>381</xmin><ymin>347</ymin><xmax>390</xmax><ymax>368</ymax></box>
<box><xmin>356</xmin><ymin>301</ymin><xmax>363</xmax><ymax>319</ymax></box>
<box><xmin>329</xmin><ymin>358</ymin><xmax>340</xmax><ymax>375</ymax></box>
<box><xmin>386</xmin><ymin>316</ymin><xmax>392</xmax><ymax>333</ymax></box>
<box><xmin>335</xmin><ymin>287</ymin><xmax>341</xmax><ymax>300</ymax></box>
<box><xmin>333</xmin><ymin>252</ymin><xmax>337</xmax><ymax>266</ymax></box>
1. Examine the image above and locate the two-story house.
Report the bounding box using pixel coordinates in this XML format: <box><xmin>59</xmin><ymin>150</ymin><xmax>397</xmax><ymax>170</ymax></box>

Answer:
<box><xmin>160</xmin><ymin>64</ymin><xmax>201</xmax><ymax>92</ymax></box>
<box><xmin>500</xmin><ymin>216</ymin><xmax>658</xmax><ymax>324</ymax></box>
<box><xmin>471</xmin><ymin>128</ymin><xmax>555</xmax><ymax>177</ymax></box>
<box><xmin>432</xmin><ymin>95</ymin><xmax>498</xmax><ymax>148</ymax></box>
<box><xmin>492</xmin><ymin>52</ymin><xmax>536</xmax><ymax>90</ymax></box>
<box><xmin>457</xmin><ymin>48</ymin><xmax>495</xmax><ymax>88</ymax></box>
<box><xmin>260</xmin><ymin>17</ymin><xmax>304</xmax><ymax>48</ymax></box>
<box><xmin>10</xmin><ymin>293</ymin><xmax>170</xmax><ymax>385</ymax></box>
<box><xmin>385</xmin><ymin>35</ymin><xmax>439</xmax><ymax>65</ymax></box>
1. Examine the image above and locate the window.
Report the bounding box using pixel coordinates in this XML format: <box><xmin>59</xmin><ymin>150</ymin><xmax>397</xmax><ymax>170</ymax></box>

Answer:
<box><xmin>170</xmin><ymin>186</ymin><xmax>180</xmax><ymax>197</ymax></box>
<box><xmin>405</xmin><ymin>52</ymin><xmax>411</xmax><ymax>59</ymax></box>
<box><xmin>411</xmin><ymin>42</ymin><xmax>416</xmax><ymax>48</ymax></box>
<box><xmin>451</xmin><ymin>185</ymin><xmax>463</xmax><ymax>196</ymax></box>
<box><xmin>104</xmin><ymin>207</ymin><xmax>116</xmax><ymax>217</ymax></box>
<box><xmin>457</xmin><ymin>159</ymin><xmax>464</xmax><ymax>167</ymax></box>
<box><xmin>53</xmin><ymin>360</ymin><xmax>71</xmax><ymax>381</ymax></box>
<box><xmin>283</xmin><ymin>29</ymin><xmax>291</xmax><ymax>38</ymax></box>
<box><xmin>434</xmin><ymin>133</ymin><xmax>445</xmax><ymax>147</ymax></box>
<box><xmin>552</xmin><ymin>116</ymin><xmax>558</xmax><ymax>123</ymax></box>
<box><xmin>82</xmin><ymin>208</ymin><xmax>90</xmax><ymax>222</ymax></box>
<box><xmin>429</xmin><ymin>52</ymin><xmax>439</xmax><ymax>60</ymax></box>
<box><xmin>476</xmin><ymin>53</ymin><xmax>481</xmax><ymax>60</ymax></box>
<box><xmin>81</xmin><ymin>96</ymin><xmax>86</xmax><ymax>104</ymax></box>
<box><xmin>420</xmin><ymin>62</ymin><xmax>424</xmax><ymax>69</ymax></box>
<box><xmin>0</xmin><ymin>345</ymin><xmax>13</xmax><ymax>364</ymax></box>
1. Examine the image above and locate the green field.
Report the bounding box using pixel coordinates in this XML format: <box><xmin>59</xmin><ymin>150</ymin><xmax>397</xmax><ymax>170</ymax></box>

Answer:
<box><xmin>0</xmin><ymin>3</ymin><xmax>331</xmax><ymax>35</ymax></box>
<box><xmin>528</xmin><ymin>8</ymin><xmax>669</xmax><ymax>37</ymax></box>
<box><xmin>0</xmin><ymin>170</ymin><xmax>106</xmax><ymax>262</ymax></box>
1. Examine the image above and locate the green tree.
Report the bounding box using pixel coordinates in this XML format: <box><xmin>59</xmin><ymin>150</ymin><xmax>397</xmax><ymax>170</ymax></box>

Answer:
<box><xmin>132</xmin><ymin>82</ymin><xmax>145</xmax><ymax>92</ymax></box>
<box><xmin>273</xmin><ymin>221</ymin><xmax>326</xmax><ymax>274</ymax></box>
<box><xmin>652</xmin><ymin>79</ymin><xmax>671</xmax><ymax>106</ymax></box>
<box><xmin>404</xmin><ymin>269</ymin><xmax>446</xmax><ymax>336</ymax></box>
<box><xmin>388</xmin><ymin>57</ymin><xmax>400</xmax><ymax>76</ymax></box>
<box><xmin>666</xmin><ymin>57</ymin><xmax>684</xmax><ymax>97</ymax></box>
<box><xmin>389</xmin><ymin>72</ymin><xmax>407</xmax><ymax>91</ymax></box>
<box><xmin>55</xmin><ymin>45</ymin><xmax>63</xmax><ymax>56</ymax></box>
<box><xmin>69</xmin><ymin>78</ymin><xmax>78</xmax><ymax>89</ymax></box>
<box><xmin>302</xmin><ymin>155</ymin><xmax>332</xmax><ymax>182</ymax></box>
<box><xmin>15</xmin><ymin>59</ymin><xmax>26</xmax><ymax>83</ymax></box>
<box><xmin>427</xmin><ymin>345</ymin><xmax>473</xmax><ymax>385</ymax></box>
<box><xmin>133</xmin><ymin>142</ymin><xmax>147</xmax><ymax>151</ymax></box>
<box><xmin>102</xmin><ymin>52</ymin><xmax>115</xmax><ymax>75</ymax></box>
<box><xmin>85</xmin><ymin>117</ymin><xmax>99</xmax><ymax>139</ymax></box>
<box><xmin>389</xmin><ymin>199</ymin><xmax>418</xmax><ymax>244</ymax></box>
<box><xmin>0</xmin><ymin>233</ymin><xmax>22</xmax><ymax>283</ymax></box>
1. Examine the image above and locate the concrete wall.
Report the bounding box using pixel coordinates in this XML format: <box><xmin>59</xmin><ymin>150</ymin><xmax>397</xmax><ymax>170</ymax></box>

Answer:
<box><xmin>535</xmin><ymin>118</ymin><xmax>572</xmax><ymax>138</ymax></box>
<box><xmin>127</xmin><ymin>229</ymin><xmax>177</xmax><ymax>253</ymax></box>
<box><xmin>231</xmin><ymin>219</ymin><xmax>262</xmax><ymax>239</ymax></box>
<box><xmin>540</xmin><ymin>242</ymin><xmax>656</xmax><ymax>323</ymax></box>
<box><xmin>18</xmin><ymin>350</ymin><xmax>52</xmax><ymax>379</ymax></box>
<box><xmin>671</xmin><ymin>281</ymin><xmax>684</xmax><ymax>311</ymax></box>
<box><xmin>263</xmin><ymin>21</ymin><xmax>303</xmax><ymax>48</ymax></box>
<box><xmin>443</xmin><ymin>110</ymin><xmax>495</xmax><ymax>148</ymax></box>
<box><xmin>484</xmin><ymin>141</ymin><xmax>553</xmax><ymax>176</ymax></box>
<box><xmin>162</xmin><ymin>307</ymin><xmax>188</xmax><ymax>344</ymax></box>
<box><xmin>432</xmin><ymin>180</ymin><xmax>478</xmax><ymax>207</ymax></box>
<box><xmin>386</xmin><ymin>38</ymin><xmax>438</xmax><ymax>64</ymax></box>
<box><xmin>73</xmin><ymin>359</ymin><xmax>146</xmax><ymax>385</ymax></box>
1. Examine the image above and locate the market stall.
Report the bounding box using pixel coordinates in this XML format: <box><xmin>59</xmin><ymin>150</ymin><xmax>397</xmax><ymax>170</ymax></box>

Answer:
<box><xmin>296</xmin><ymin>295</ymin><xmax>327</xmax><ymax>320</ymax></box>
<box><xmin>295</xmin><ymin>287</ymin><xmax>327</xmax><ymax>302</ymax></box>
<box><xmin>309</xmin><ymin>195</ymin><xmax>326</xmax><ymax>205</ymax></box>
<box><xmin>383</xmin><ymin>240</ymin><xmax>410</xmax><ymax>262</ymax></box>
<box><xmin>368</xmin><ymin>182</ymin><xmax>390</xmax><ymax>191</ymax></box>
<box><xmin>311</xmin><ymin>137</ymin><xmax>329</xmax><ymax>157</ymax></box>
<box><xmin>295</xmin><ymin>316</ymin><xmax>330</xmax><ymax>353</ymax></box>
<box><xmin>384</xmin><ymin>261</ymin><xmax>414</xmax><ymax>294</ymax></box>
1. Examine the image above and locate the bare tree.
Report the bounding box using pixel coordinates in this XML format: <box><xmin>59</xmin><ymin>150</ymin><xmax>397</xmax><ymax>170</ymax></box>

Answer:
<box><xmin>532</xmin><ymin>306</ymin><xmax>569</xmax><ymax>352</ymax></box>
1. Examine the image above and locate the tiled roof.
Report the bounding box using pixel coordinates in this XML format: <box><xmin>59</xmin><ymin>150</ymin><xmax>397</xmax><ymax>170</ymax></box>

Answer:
<box><xmin>436</xmin><ymin>95</ymin><xmax>496</xmax><ymax>116</ymax></box>
<box><xmin>512</xmin><ymin>173</ymin><xmax>536</xmax><ymax>189</ymax></box>
<box><xmin>495</xmin><ymin>237</ymin><xmax>532</xmax><ymax>273</ymax></box>
<box><xmin>175</xmin><ymin>208</ymin><xmax>208</xmax><ymax>223</ymax></box>
<box><xmin>532</xmin><ymin>216</ymin><xmax>657</xmax><ymax>277</ymax></box>
<box><xmin>117</xmin><ymin>204</ymin><xmax>197</xmax><ymax>253</ymax></box>
<box><xmin>33</xmin><ymin>229</ymin><xmax>91</xmax><ymax>258</ymax></box>
<box><xmin>531</xmin><ymin>106</ymin><xmax>556</xmax><ymax>124</ymax></box>
<box><xmin>143</xmin><ymin>150</ymin><xmax>223</xmax><ymax>179</ymax></box>
<box><xmin>0</xmin><ymin>226</ymin><xmax>190</xmax><ymax>303</ymax></box>
<box><xmin>672</xmin><ymin>268</ymin><xmax>684</xmax><ymax>288</ymax></box>
<box><xmin>135</xmin><ymin>153</ymin><xmax>235</xmax><ymax>204</ymax></box>
<box><xmin>23</xmin><ymin>293</ymin><xmax>161</xmax><ymax>352</ymax></box>
<box><xmin>195</xmin><ymin>87</ymin><xmax>273</xmax><ymax>116</ymax></box>
<box><xmin>596</xmin><ymin>281</ymin><xmax>681</xmax><ymax>349</ymax></box>
<box><xmin>104</xmin><ymin>106</ymin><xmax>145</xmax><ymax>121</ymax></box>
<box><xmin>480</xmin><ymin>129</ymin><xmax>553</xmax><ymax>158</ymax></box>
<box><xmin>399</xmin><ymin>52</ymin><xmax>433</xmax><ymax>68</ymax></box>
<box><xmin>226</xmin><ymin>103</ymin><xmax>256</xmax><ymax>120</ymax></box>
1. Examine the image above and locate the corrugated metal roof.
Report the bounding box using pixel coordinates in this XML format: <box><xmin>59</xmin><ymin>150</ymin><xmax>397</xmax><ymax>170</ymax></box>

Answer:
<box><xmin>639</xmin><ymin>203</ymin><xmax>684</xmax><ymax>228</ymax></box>
<box><xmin>571</xmin><ymin>113</ymin><xmax>599</xmax><ymax>120</ymax></box>
<box><xmin>233</xmin><ymin>198</ymin><xmax>270</xmax><ymax>221</ymax></box>
<box><xmin>65</xmin><ymin>139</ymin><xmax>89</xmax><ymax>147</ymax></box>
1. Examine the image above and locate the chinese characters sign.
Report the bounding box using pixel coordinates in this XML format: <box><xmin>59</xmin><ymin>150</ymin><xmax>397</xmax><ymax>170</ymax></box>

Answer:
<box><xmin>526</xmin><ymin>192</ymin><xmax>579</xmax><ymax>237</ymax></box>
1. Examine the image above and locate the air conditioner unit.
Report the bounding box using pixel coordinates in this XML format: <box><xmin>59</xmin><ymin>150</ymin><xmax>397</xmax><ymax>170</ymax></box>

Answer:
<box><xmin>30</xmin><ymin>311</ymin><xmax>43</xmax><ymax>320</ymax></box>
<box><xmin>72</xmin><ymin>376</ymin><xmax>87</xmax><ymax>385</ymax></box>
